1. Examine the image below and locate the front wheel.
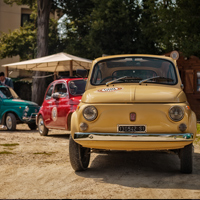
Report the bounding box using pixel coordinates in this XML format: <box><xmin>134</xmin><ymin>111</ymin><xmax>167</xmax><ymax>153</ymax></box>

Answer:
<box><xmin>28</xmin><ymin>123</ymin><xmax>37</xmax><ymax>130</ymax></box>
<box><xmin>180</xmin><ymin>143</ymin><xmax>193</xmax><ymax>174</ymax></box>
<box><xmin>69</xmin><ymin>135</ymin><xmax>90</xmax><ymax>171</ymax></box>
<box><xmin>6</xmin><ymin>113</ymin><xmax>16</xmax><ymax>131</ymax></box>
<box><xmin>38</xmin><ymin>115</ymin><xmax>49</xmax><ymax>136</ymax></box>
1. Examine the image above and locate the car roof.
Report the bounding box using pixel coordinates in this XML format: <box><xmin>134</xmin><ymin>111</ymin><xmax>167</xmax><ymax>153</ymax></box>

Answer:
<box><xmin>51</xmin><ymin>77</ymin><xmax>85</xmax><ymax>84</ymax></box>
<box><xmin>93</xmin><ymin>54</ymin><xmax>176</xmax><ymax>65</ymax></box>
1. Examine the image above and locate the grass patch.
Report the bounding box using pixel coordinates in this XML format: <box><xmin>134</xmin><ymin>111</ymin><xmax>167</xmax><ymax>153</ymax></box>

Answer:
<box><xmin>33</xmin><ymin>152</ymin><xmax>56</xmax><ymax>156</ymax></box>
<box><xmin>0</xmin><ymin>151</ymin><xmax>14</xmax><ymax>154</ymax></box>
<box><xmin>3</xmin><ymin>148</ymin><xmax>14</xmax><ymax>150</ymax></box>
<box><xmin>0</xmin><ymin>143</ymin><xmax>19</xmax><ymax>147</ymax></box>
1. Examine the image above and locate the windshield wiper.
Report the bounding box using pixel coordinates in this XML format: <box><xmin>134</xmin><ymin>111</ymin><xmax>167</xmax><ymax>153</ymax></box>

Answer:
<box><xmin>139</xmin><ymin>76</ymin><xmax>174</xmax><ymax>85</ymax></box>
<box><xmin>106</xmin><ymin>76</ymin><xmax>128</xmax><ymax>86</ymax></box>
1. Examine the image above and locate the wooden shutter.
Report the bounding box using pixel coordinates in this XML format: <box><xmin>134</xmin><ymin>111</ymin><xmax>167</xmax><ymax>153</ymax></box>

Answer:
<box><xmin>184</xmin><ymin>70</ymin><xmax>194</xmax><ymax>93</ymax></box>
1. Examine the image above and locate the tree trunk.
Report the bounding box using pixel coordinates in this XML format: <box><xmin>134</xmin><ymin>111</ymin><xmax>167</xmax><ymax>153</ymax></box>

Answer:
<box><xmin>32</xmin><ymin>0</ymin><xmax>52</xmax><ymax>105</ymax></box>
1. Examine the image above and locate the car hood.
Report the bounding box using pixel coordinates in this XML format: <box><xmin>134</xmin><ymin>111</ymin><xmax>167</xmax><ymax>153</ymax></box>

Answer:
<box><xmin>2</xmin><ymin>99</ymin><xmax>39</xmax><ymax>107</ymax></box>
<box><xmin>81</xmin><ymin>85</ymin><xmax>187</xmax><ymax>103</ymax></box>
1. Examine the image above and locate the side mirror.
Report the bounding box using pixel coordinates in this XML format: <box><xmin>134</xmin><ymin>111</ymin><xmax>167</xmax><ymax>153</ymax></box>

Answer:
<box><xmin>52</xmin><ymin>92</ymin><xmax>61</xmax><ymax>99</ymax></box>
<box><xmin>181</xmin><ymin>84</ymin><xmax>184</xmax><ymax>90</ymax></box>
<box><xmin>76</xmin><ymin>69</ymin><xmax>88</xmax><ymax>78</ymax></box>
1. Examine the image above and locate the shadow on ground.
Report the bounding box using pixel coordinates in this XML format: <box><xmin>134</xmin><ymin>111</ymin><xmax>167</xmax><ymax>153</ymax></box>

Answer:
<box><xmin>76</xmin><ymin>150</ymin><xmax>200</xmax><ymax>190</ymax></box>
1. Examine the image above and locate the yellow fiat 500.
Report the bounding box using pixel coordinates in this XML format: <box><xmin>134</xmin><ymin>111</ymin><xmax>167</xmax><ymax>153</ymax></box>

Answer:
<box><xmin>69</xmin><ymin>54</ymin><xmax>197</xmax><ymax>173</ymax></box>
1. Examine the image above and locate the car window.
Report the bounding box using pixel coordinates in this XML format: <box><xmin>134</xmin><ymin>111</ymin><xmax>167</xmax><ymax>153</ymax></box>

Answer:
<box><xmin>0</xmin><ymin>87</ymin><xmax>19</xmax><ymax>99</ymax></box>
<box><xmin>91</xmin><ymin>57</ymin><xmax>177</xmax><ymax>85</ymax></box>
<box><xmin>45</xmin><ymin>85</ymin><xmax>54</xmax><ymax>100</ymax></box>
<box><xmin>54</xmin><ymin>83</ymin><xmax>68</xmax><ymax>97</ymax></box>
<box><xmin>69</xmin><ymin>80</ymin><xmax>86</xmax><ymax>95</ymax></box>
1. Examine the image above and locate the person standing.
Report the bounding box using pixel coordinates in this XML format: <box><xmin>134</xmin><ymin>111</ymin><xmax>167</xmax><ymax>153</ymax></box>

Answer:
<box><xmin>0</xmin><ymin>72</ymin><xmax>14</xmax><ymax>89</ymax></box>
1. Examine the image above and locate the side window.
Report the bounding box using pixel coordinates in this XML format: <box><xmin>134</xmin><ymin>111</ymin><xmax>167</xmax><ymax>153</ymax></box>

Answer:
<box><xmin>54</xmin><ymin>83</ymin><xmax>68</xmax><ymax>97</ymax></box>
<box><xmin>45</xmin><ymin>85</ymin><xmax>54</xmax><ymax>100</ymax></box>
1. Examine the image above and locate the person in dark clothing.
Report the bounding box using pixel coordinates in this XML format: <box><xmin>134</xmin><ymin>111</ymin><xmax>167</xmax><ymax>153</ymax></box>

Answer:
<box><xmin>0</xmin><ymin>72</ymin><xmax>14</xmax><ymax>89</ymax></box>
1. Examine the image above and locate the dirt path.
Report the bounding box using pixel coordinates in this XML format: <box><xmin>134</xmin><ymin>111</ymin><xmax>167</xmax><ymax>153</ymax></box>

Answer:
<box><xmin>0</xmin><ymin>124</ymin><xmax>200</xmax><ymax>199</ymax></box>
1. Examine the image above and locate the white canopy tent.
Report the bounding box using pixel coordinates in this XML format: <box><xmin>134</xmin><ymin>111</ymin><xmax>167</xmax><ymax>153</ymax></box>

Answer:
<box><xmin>2</xmin><ymin>52</ymin><xmax>92</xmax><ymax>78</ymax></box>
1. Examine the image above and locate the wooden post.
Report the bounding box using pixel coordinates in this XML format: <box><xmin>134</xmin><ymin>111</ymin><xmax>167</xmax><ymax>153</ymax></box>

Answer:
<box><xmin>54</xmin><ymin>71</ymin><xmax>57</xmax><ymax>80</ymax></box>
<box><xmin>70</xmin><ymin>60</ymin><xmax>73</xmax><ymax>76</ymax></box>
<box><xmin>5</xmin><ymin>67</ymin><xmax>8</xmax><ymax>77</ymax></box>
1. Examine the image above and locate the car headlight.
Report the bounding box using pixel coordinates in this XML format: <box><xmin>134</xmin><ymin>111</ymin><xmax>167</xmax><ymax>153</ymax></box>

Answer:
<box><xmin>24</xmin><ymin>106</ymin><xmax>29</xmax><ymax>112</ymax></box>
<box><xmin>83</xmin><ymin>106</ymin><xmax>98</xmax><ymax>121</ymax></box>
<box><xmin>169</xmin><ymin>106</ymin><xmax>184</xmax><ymax>121</ymax></box>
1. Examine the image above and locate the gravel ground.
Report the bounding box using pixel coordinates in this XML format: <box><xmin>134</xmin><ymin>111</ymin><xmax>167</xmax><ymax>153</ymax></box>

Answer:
<box><xmin>0</xmin><ymin>124</ymin><xmax>200</xmax><ymax>199</ymax></box>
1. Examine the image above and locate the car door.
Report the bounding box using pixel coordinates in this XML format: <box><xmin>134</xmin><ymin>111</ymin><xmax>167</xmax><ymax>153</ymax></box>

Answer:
<box><xmin>52</xmin><ymin>82</ymin><xmax>70</xmax><ymax>128</ymax></box>
<box><xmin>42</xmin><ymin>84</ymin><xmax>54</xmax><ymax>127</ymax></box>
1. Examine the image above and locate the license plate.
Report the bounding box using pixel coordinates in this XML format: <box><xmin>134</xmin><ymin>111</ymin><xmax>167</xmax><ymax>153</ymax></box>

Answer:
<box><xmin>118</xmin><ymin>125</ymin><xmax>146</xmax><ymax>133</ymax></box>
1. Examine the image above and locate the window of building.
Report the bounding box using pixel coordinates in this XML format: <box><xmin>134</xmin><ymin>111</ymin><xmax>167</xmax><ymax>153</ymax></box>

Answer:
<box><xmin>21</xmin><ymin>13</ymin><xmax>31</xmax><ymax>26</ymax></box>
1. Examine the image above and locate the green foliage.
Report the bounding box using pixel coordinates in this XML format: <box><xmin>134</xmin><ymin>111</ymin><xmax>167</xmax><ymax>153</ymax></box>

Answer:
<box><xmin>63</xmin><ymin>0</ymin><xmax>162</xmax><ymax>59</ymax></box>
<box><xmin>3</xmin><ymin>0</ymin><xmax>36</xmax><ymax>8</ymax></box>
<box><xmin>0</xmin><ymin>18</ymin><xmax>65</xmax><ymax>61</ymax></box>
<box><xmin>0</xmin><ymin>23</ymin><xmax>36</xmax><ymax>60</ymax></box>
<box><xmin>145</xmin><ymin>0</ymin><xmax>200</xmax><ymax>57</ymax></box>
<box><xmin>2</xmin><ymin>0</ymin><xmax>200</xmax><ymax>62</ymax></box>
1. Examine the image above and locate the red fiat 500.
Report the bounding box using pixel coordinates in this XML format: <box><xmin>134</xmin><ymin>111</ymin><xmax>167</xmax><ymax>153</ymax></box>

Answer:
<box><xmin>36</xmin><ymin>77</ymin><xmax>86</xmax><ymax>136</ymax></box>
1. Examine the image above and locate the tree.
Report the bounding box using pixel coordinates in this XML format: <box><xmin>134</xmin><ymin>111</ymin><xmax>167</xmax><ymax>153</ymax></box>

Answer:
<box><xmin>144</xmin><ymin>0</ymin><xmax>200</xmax><ymax>57</ymax></box>
<box><xmin>31</xmin><ymin>0</ymin><xmax>52</xmax><ymax>105</ymax></box>
<box><xmin>0</xmin><ymin>23</ymin><xmax>36</xmax><ymax>60</ymax></box>
<box><xmin>62</xmin><ymin>0</ymin><xmax>161</xmax><ymax>59</ymax></box>
<box><xmin>1</xmin><ymin>0</ymin><xmax>64</xmax><ymax>105</ymax></box>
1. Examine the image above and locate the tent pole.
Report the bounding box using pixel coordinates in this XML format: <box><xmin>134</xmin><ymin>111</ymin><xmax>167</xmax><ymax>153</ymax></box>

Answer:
<box><xmin>54</xmin><ymin>72</ymin><xmax>57</xmax><ymax>80</ymax></box>
<box><xmin>5</xmin><ymin>67</ymin><xmax>8</xmax><ymax>77</ymax></box>
<box><xmin>70</xmin><ymin>60</ymin><xmax>73</xmax><ymax>76</ymax></box>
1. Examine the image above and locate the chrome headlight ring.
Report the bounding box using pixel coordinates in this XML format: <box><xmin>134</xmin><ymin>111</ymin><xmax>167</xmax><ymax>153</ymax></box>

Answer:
<box><xmin>83</xmin><ymin>106</ymin><xmax>98</xmax><ymax>121</ymax></box>
<box><xmin>169</xmin><ymin>106</ymin><xmax>184</xmax><ymax>122</ymax></box>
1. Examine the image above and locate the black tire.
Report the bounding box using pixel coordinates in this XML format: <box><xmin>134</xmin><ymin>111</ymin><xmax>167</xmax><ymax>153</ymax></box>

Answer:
<box><xmin>6</xmin><ymin>113</ymin><xmax>16</xmax><ymax>131</ymax></box>
<box><xmin>69</xmin><ymin>135</ymin><xmax>90</xmax><ymax>171</ymax></box>
<box><xmin>28</xmin><ymin>123</ymin><xmax>37</xmax><ymax>130</ymax></box>
<box><xmin>38</xmin><ymin>115</ymin><xmax>49</xmax><ymax>136</ymax></box>
<box><xmin>180</xmin><ymin>143</ymin><xmax>193</xmax><ymax>174</ymax></box>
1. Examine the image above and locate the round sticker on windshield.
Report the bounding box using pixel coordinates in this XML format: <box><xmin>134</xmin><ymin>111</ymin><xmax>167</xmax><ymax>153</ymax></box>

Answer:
<box><xmin>98</xmin><ymin>87</ymin><xmax>123</xmax><ymax>92</ymax></box>
<box><xmin>52</xmin><ymin>107</ymin><xmax>57</xmax><ymax>121</ymax></box>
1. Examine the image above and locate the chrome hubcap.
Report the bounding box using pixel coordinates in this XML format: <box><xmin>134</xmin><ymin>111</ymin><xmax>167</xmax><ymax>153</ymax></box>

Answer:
<box><xmin>6</xmin><ymin>116</ymin><xmax>12</xmax><ymax>129</ymax></box>
<box><xmin>38</xmin><ymin>118</ymin><xmax>44</xmax><ymax>134</ymax></box>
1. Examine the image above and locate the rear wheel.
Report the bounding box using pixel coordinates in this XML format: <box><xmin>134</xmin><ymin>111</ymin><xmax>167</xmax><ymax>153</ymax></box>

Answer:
<box><xmin>69</xmin><ymin>135</ymin><xmax>90</xmax><ymax>171</ymax></box>
<box><xmin>180</xmin><ymin>143</ymin><xmax>193</xmax><ymax>174</ymax></box>
<box><xmin>28</xmin><ymin>123</ymin><xmax>37</xmax><ymax>130</ymax></box>
<box><xmin>6</xmin><ymin>113</ymin><xmax>16</xmax><ymax>131</ymax></box>
<box><xmin>38</xmin><ymin>115</ymin><xmax>48</xmax><ymax>136</ymax></box>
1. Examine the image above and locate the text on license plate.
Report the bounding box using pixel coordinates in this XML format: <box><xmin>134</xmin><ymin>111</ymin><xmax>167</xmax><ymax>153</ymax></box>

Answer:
<box><xmin>118</xmin><ymin>125</ymin><xmax>146</xmax><ymax>133</ymax></box>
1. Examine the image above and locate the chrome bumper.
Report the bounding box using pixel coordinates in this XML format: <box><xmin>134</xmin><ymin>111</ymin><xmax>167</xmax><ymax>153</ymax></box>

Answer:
<box><xmin>22</xmin><ymin>113</ymin><xmax>37</xmax><ymax>121</ymax></box>
<box><xmin>74</xmin><ymin>132</ymin><xmax>194</xmax><ymax>142</ymax></box>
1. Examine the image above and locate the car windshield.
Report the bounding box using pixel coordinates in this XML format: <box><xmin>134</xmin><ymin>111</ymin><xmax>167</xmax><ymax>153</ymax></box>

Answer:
<box><xmin>0</xmin><ymin>87</ymin><xmax>19</xmax><ymax>99</ymax></box>
<box><xmin>91</xmin><ymin>57</ymin><xmax>177</xmax><ymax>85</ymax></box>
<box><xmin>69</xmin><ymin>79</ymin><xmax>87</xmax><ymax>95</ymax></box>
